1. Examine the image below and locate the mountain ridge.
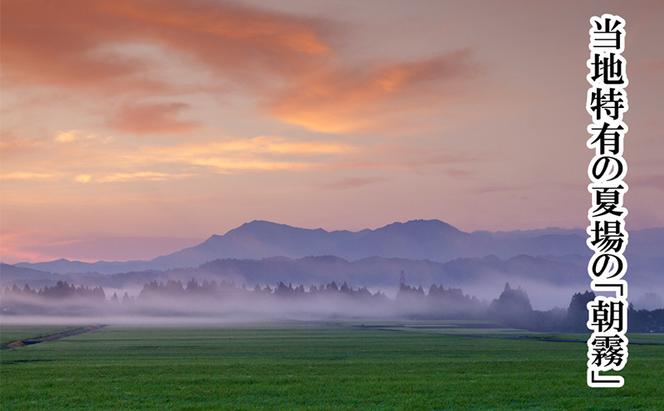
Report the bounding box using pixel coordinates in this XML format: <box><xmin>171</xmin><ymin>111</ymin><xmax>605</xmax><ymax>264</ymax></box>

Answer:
<box><xmin>11</xmin><ymin>219</ymin><xmax>663</xmax><ymax>275</ymax></box>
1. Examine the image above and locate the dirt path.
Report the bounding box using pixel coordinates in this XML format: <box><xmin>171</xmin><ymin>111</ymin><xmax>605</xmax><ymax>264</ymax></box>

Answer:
<box><xmin>1</xmin><ymin>325</ymin><xmax>106</xmax><ymax>349</ymax></box>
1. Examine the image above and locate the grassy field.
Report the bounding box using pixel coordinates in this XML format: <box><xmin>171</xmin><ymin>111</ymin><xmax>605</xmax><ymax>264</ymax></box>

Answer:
<box><xmin>1</xmin><ymin>322</ymin><xmax>663</xmax><ymax>410</ymax></box>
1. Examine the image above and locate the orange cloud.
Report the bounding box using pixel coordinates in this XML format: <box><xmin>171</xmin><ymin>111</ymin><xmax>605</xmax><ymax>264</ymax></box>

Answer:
<box><xmin>110</xmin><ymin>102</ymin><xmax>199</xmax><ymax>135</ymax></box>
<box><xmin>137</xmin><ymin>136</ymin><xmax>352</xmax><ymax>173</ymax></box>
<box><xmin>74</xmin><ymin>174</ymin><xmax>93</xmax><ymax>184</ymax></box>
<box><xmin>95</xmin><ymin>171</ymin><xmax>193</xmax><ymax>183</ymax></box>
<box><xmin>188</xmin><ymin>158</ymin><xmax>310</xmax><ymax>173</ymax></box>
<box><xmin>0</xmin><ymin>172</ymin><xmax>56</xmax><ymax>181</ymax></box>
<box><xmin>269</xmin><ymin>50</ymin><xmax>479</xmax><ymax>133</ymax></box>
<box><xmin>54</xmin><ymin>130</ymin><xmax>100</xmax><ymax>143</ymax></box>
<box><xmin>1</xmin><ymin>2</ymin><xmax>162</xmax><ymax>93</ymax></box>
<box><xmin>201</xmin><ymin>136</ymin><xmax>351</xmax><ymax>156</ymax></box>
<box><xmin>0</xmin><ymin>133</ymin><xmax>43</xmax><ymax>155</ymax></box>
<box><xmin>0</xmin><ymin>0</ymin><xmax>332</xmax><ymax>94</ymax></box>
<box><xmin>1</xmin><ymin>132</ymin><xmax>352</xmax><ymax>185</ymax></box>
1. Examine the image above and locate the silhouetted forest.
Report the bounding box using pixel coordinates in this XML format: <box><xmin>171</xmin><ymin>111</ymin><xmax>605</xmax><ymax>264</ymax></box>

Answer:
<box><xmin>2</xmin><ymin>279</ymin><xmax>663</xmax><ymax>332</ymax></box>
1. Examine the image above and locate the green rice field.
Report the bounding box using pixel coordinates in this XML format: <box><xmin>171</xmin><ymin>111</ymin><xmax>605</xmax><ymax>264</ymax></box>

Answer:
<box><xmin>1</xmin><ymin>322</ymin><xmax>663</xmax><ymax>410</ymax></box>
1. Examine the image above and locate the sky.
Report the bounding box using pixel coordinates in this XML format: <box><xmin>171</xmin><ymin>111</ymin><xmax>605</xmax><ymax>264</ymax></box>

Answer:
<box><xmin>1</xmin><ymin>0</ymin><xmax>663</xmax><ymax>263</ymax></box>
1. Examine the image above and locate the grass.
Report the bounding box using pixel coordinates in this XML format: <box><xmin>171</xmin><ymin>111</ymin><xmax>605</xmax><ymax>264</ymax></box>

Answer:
<box><xmin>0</xmin><ymin>322</ymin><xmax>663</xmax><ymax>410</ymax></box>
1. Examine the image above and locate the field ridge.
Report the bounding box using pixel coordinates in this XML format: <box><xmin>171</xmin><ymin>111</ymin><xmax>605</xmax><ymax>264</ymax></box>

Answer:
<box><xmin>1</xmin><ymin>324</ymin><xmax>106</xmax><ymax>349</ymax></box>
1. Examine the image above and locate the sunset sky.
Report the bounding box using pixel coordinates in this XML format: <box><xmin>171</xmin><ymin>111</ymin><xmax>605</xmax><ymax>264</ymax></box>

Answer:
<box><xmin>1</xmin><ymin>0</ymin><xmax>663</xmax><ymax>263</ymax></box>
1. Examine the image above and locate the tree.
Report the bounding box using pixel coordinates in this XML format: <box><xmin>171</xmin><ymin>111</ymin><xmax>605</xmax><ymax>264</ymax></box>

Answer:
<box><xmin>565</xmin><ymin>290</ymin><xmax>595</xmax><ymax>331</ymax></box>
<box><xmin>489</xmin><ymin>283</ymin><xmax>534</xmax><ymax>328</ymax></box>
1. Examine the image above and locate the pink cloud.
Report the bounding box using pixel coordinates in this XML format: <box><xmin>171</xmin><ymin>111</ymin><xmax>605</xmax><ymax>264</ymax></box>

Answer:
<box><xmin>110</xmin><ymin>102</ymin><xmax>199</xmax><ymax>135</ymax></box>
<box><xmin>319</xmin><ymin>177</ymin><xmax>388</xmax><ymax>190</ymax></box>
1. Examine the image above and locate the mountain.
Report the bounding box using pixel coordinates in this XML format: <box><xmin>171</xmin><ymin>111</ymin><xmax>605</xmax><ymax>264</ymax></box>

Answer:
<box><xmin>150</xmin><ymin>219</ymin><xmax>469</xmax><ymax>269</ymax></box>
<box><xmin>13</xmin><ymin>219</ymin><xmax>663</xmax><ymax>275</ymax></box>
<box><xmin>0</xmin><ymin>263</ymin><xmax>58</xmax><ymax>288</ymax></box>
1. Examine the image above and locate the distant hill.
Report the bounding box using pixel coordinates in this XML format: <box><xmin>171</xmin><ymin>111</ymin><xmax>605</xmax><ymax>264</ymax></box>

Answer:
<box><xmin>12</xmin><ymin>219</ymin><xmax>663</xmax><ymax>277</ymax></box>
<box><xmin>8</xmin><ymin>253</ymin><xmax>662</xmax><ymax>290</ymax></box>
<box><xmin>0</xmin><ymin>263</ymin><xmax>57</xmax><ymax>287</ymax></box>
<box><xmin>2</xmin><ymin>254</ymin><xmax>588</xmax><ymax>289</ymax></box>
<box><xmin>4</xmin><ymin>253</ymin><xmax>662</xmax><ymax>310</ymax></box>
<box><xmin>191</xmin><ymin>254</ymin><xmax>590</xmax><ymax>289</ymax></box>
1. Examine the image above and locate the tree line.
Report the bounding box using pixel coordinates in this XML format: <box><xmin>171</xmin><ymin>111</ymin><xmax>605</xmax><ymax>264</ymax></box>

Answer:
<box><xmin>2</xmin><ymin>279</ymin><xmax>663</xmax><ymax>332</ymax></box>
